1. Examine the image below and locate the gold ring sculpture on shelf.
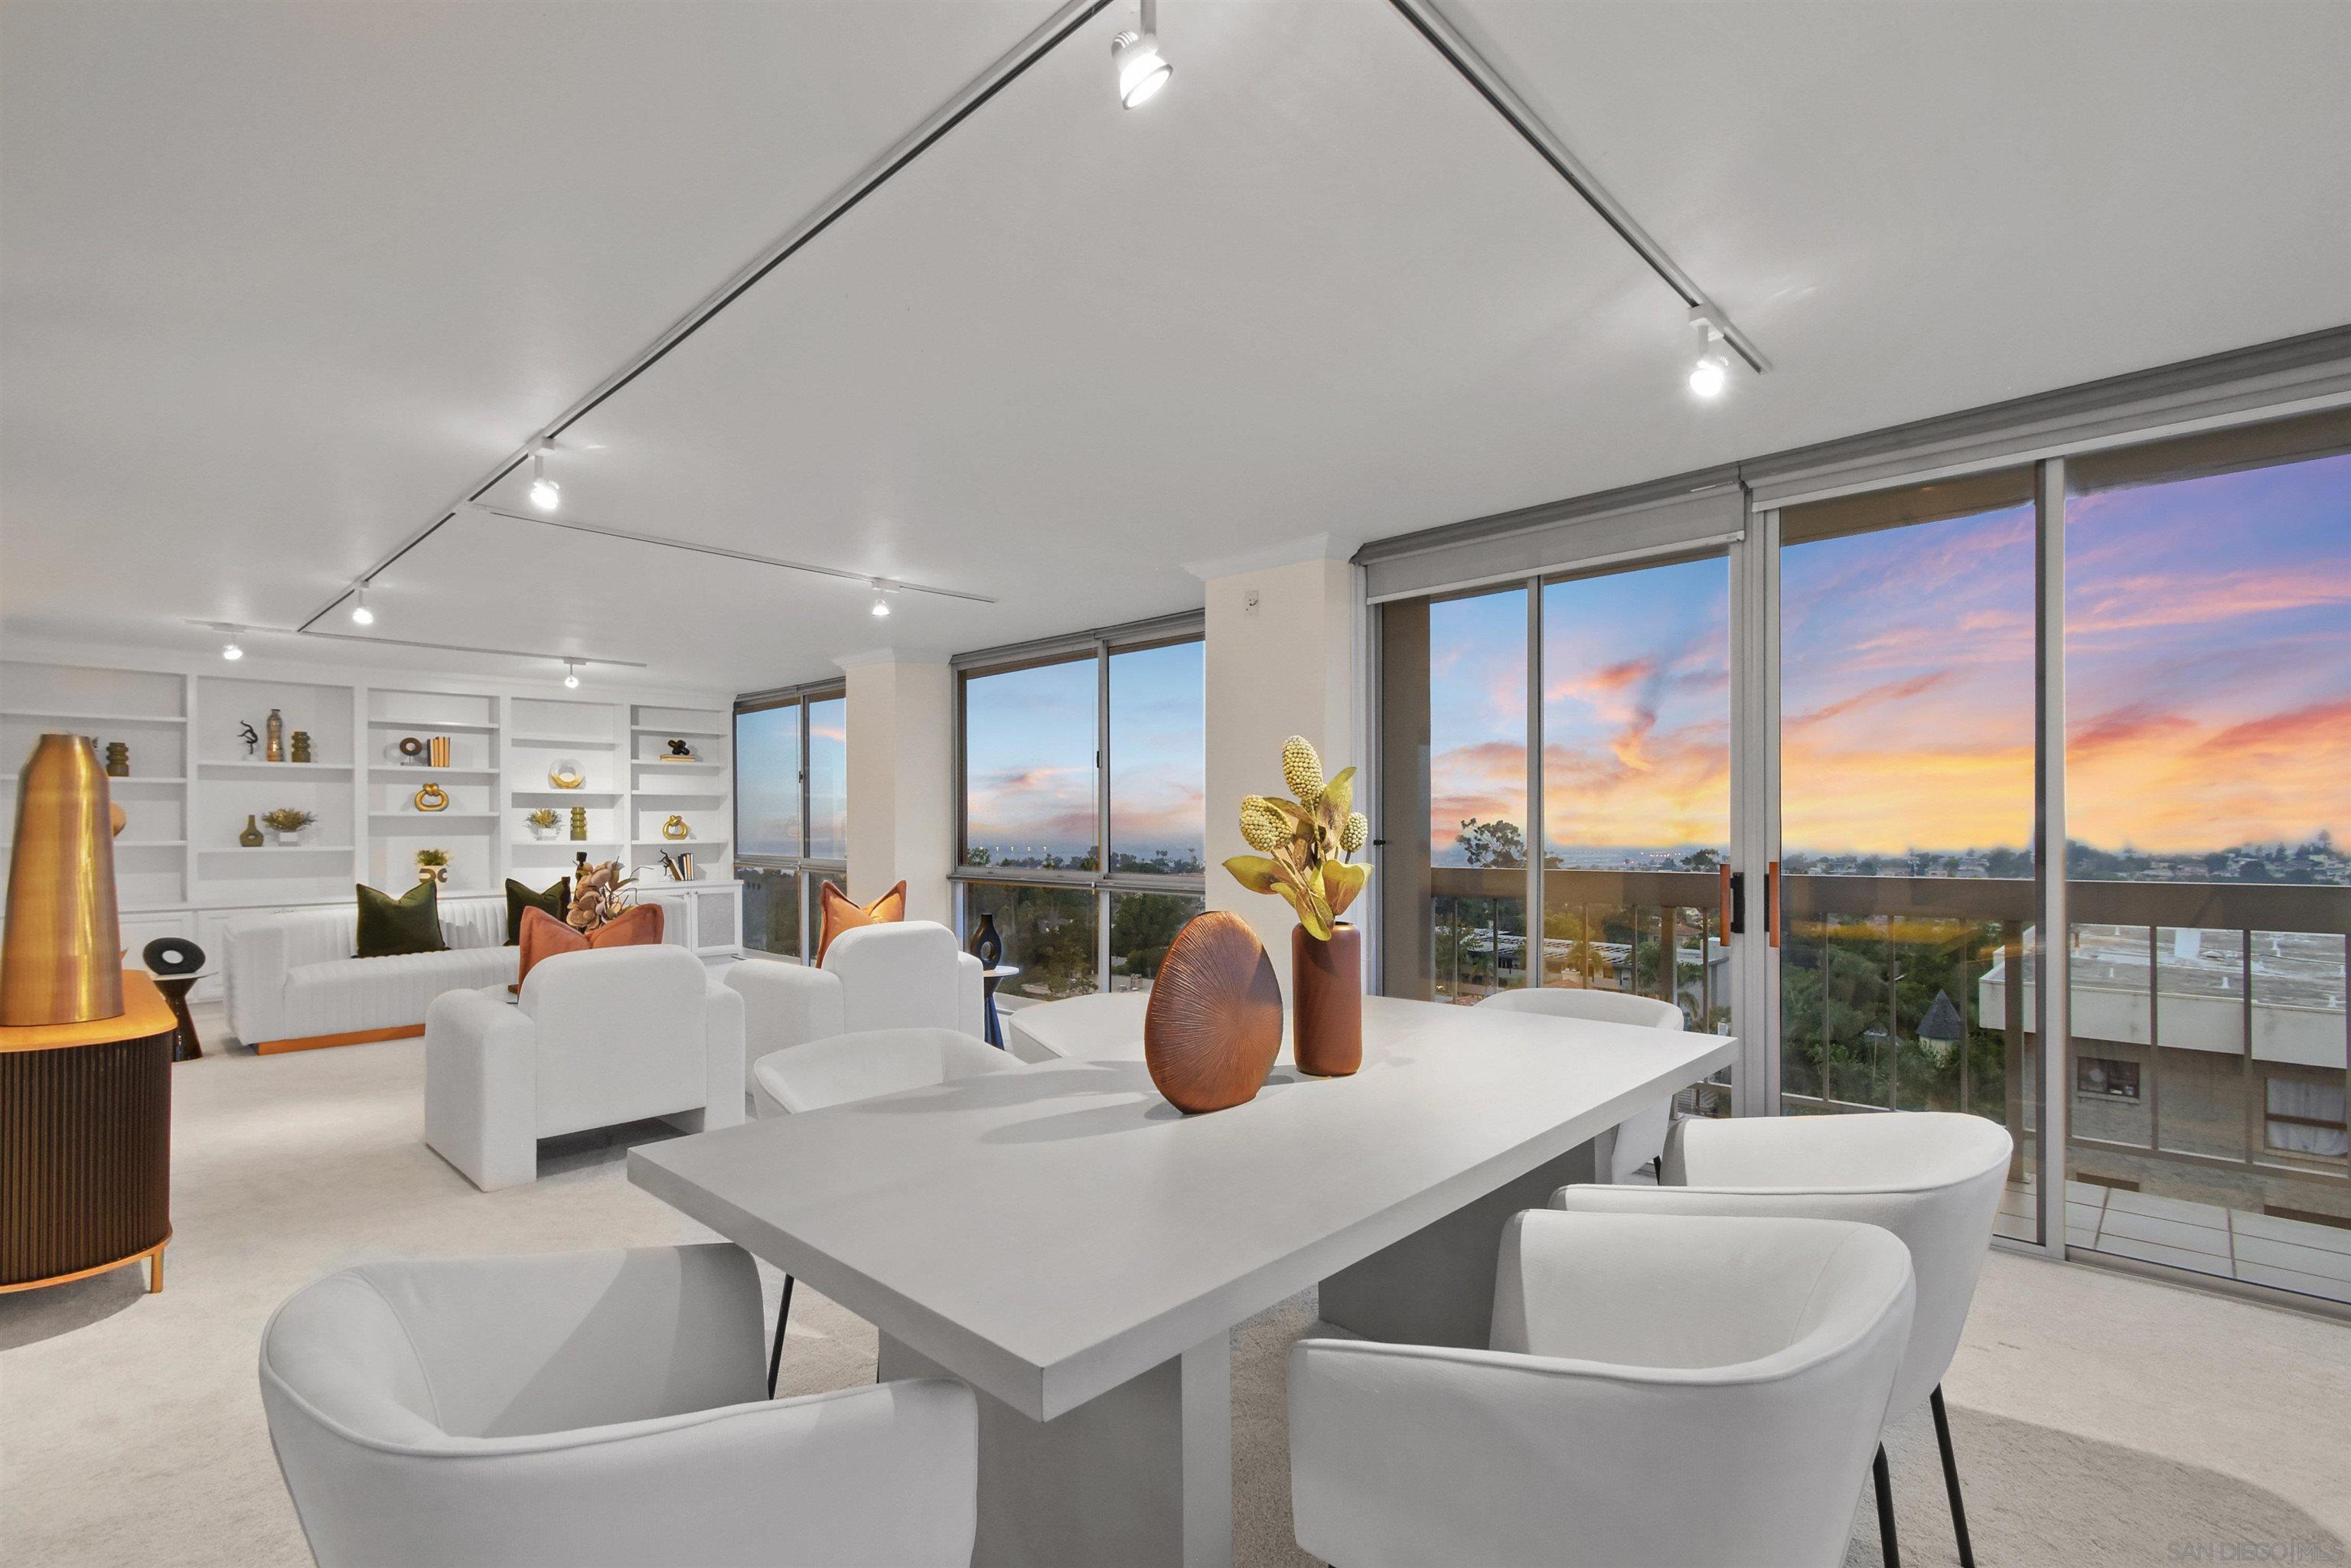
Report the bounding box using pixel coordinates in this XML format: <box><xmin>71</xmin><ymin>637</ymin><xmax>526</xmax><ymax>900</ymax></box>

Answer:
<box><xmin>548</xmin><ymin>758</ymin><xmax>585</xmax><ymax>790</ymax></box>
<box><xmin>412</xmin><ymin>781</ymin><xmax>449</xmax><ymax>813</ymax></box>
<box><xmin>661</xmin><ymin>814</ymin><xmax>690</xmax><ymax>841</ymax></box>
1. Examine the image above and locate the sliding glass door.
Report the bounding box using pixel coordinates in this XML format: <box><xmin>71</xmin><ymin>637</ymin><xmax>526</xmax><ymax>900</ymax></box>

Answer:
<box><xmin>1379</xmin><ymin>552</ymin><xmax>1740</xmax><ymax>1113</ymax></box>
<box><xmin>1775</xmin><ymin>474</ymin><xmax>2043</xmax><ymax>1240</ymax></box>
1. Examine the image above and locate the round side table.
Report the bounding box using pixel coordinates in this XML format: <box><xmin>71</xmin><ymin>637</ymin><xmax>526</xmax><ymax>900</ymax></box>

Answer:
<box><xmin>153</xmin><ymin>972</ymin><xmax>211</xmax><ymax>1061</ymax></box>
<box><xmin>980</xmin><ymin>966</ymin><xmax>1020</xmax><ymax>1049</ymax></box>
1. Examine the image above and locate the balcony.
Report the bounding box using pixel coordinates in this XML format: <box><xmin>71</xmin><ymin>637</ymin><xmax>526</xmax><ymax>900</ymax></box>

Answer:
<box><xmin>1422</xmin><ymin>868</ymin><xmax>2351</xmax><ymax>1303</ymax></box>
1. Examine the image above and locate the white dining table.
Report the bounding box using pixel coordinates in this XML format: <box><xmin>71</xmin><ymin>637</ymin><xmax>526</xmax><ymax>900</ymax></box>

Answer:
<box><xmin>628</xmin><ymin>993</ymin><xmax>1736</xmax><ymax>1568</ymax></box>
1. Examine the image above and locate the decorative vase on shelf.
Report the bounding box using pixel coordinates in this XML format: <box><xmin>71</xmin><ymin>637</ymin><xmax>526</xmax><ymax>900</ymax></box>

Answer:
<box><xmin>290</xmin><ymin>730</ymin><xmax>312</xmax><ymax>764</ymax></box>
<box><xmin>103</xmin><ymin>740</ymin><xmax>130</xmax><ymax>778</ymax></box>
<box><xmin>272</xmin><ymin>827</ymin><xmax>304</xmax><ymax>847</ymax></box>
<box><xmin>1292</xmin><ymin>923</ymin><xmax>1363</xmax><ymax>1077</ymax></box>
<box><xmin>569</xmin><ymin>806</ymin><xmax>589</xmax><ymax>842</ymax></box>
<box><xmin>266</xmin><ymin>709</ymin><xmax>284</xmax><ymax>763</ymax></box>
<box><xmin>239</xmin><ymin>814</ymin><xmax>265</xmax><ymax>847</ymax></box>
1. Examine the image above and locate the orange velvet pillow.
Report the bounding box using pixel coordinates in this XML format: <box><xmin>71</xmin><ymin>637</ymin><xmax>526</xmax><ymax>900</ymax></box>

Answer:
<box><xmin>511</xmin><ymin>904</ymin><xmax>666</xmax><ymax>993</ymax></box>
<box><xmin>816</xmin><ymin>879</ymin><xmax>905</xmax><ymax>963</ymax></box>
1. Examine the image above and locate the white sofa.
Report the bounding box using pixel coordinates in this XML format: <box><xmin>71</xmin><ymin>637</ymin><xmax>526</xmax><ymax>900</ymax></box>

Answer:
<box><xmin>424</xmin><ymin>945</ymin><xmax>745</xmax><ymax>1191</ymax></box>
<box><xmin>725</xmin><ymin>922</ymin><xmax>985</xmax><ymax>1092</ymax></box>
<box><xmin>225</xmin><ymin>895</ymin><xmax>517</xmax><ymax>1053</ymax></box>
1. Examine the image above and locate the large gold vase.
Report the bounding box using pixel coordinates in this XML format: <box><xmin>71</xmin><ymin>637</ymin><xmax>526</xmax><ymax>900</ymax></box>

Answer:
<box><xmin>1</xmin><ymin>734</ymin><xmax>124</xmax><ymax>1025</ymax></box>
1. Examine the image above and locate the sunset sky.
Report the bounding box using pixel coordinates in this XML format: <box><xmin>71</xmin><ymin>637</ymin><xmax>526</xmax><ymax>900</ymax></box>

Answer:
<box><xmin>964</xmin><ymin>643</ymin><xmax>1203</xmax><ymax>861</ymax></box>
<box><xmin>1427</xmin><ymin>447</ymin><xmax>2348</xmax><ymax>863</ymax></box>
<box><xmin>734</xmin><ymin>694</ymin><xmax>846</xmax><ymax>859</ymax></box>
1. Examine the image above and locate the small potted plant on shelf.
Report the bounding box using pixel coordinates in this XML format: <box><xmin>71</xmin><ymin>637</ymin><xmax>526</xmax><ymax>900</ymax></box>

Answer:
<box><xmin>414</xmin><ymin>846</ymin><xmax>450</xmax><ymax>884</ymax></box>
<box><xmin>261</xmin><ymin>807</ymin><xmax>315</xmax><ymax>847</ymax></box>
<box><xmin>526</xmin><ymin>807</ymin><xmax>560</xmax><ymax>842</ymax></box>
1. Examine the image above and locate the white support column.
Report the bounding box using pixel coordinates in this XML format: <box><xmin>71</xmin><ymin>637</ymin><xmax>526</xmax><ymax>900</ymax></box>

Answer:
<box><xmin>1195</xmin><ymin>537</ymin><xmax>1361</xmax><ymax>993</ymax></box>
<box><xmin>839</xmin><ymin>650</ymin><xmax>955</xmax><ymax>927</ymax></box>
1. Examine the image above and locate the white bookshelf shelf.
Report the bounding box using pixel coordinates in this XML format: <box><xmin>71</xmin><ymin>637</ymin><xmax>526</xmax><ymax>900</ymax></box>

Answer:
<box><xmin>370</xmin><ymin>765</ymin><xmax>496</xmax><ymax>780</ymax></box>
<box><xmin>201</xmin><ymin>759</ymin><xmax>352</xmax><ymax>773</ymax></box>
<box><xmin>198</xmin><ymin>843</ymin><xmax>357</xmax><ymax>855</ymax></box>
<box><xmin>369</xmin><ymin>718</ymin><xmax>500</xmax><ymax>735</ymax></box>
<box><xmin>370</xmin><ymin>811</ymin><xmax>499</xmax><ymax>822</ymax></box>
<box><xmin>4</xmin><ymin>709</ymin><xmax>187</xmax><ymax>725</ymax></box>
<box><xmin>512</xmin><ymin>735</ymin><xmax>620</xmax><ymax>749</ymax></box>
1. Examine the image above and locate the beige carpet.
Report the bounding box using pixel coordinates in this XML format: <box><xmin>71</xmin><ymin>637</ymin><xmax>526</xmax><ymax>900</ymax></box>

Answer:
<box><xmin>4</xmin><ymin>1022</ymin><xmax>2346</xmax><ymax>1567</ymax></box>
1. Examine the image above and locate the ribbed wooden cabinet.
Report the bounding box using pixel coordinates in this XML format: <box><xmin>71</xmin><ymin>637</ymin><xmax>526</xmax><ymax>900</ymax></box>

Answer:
<box><xmin>0</xmin><ymin>972</ymin><xmax>174</xmax><ymax>1294</ymax></box>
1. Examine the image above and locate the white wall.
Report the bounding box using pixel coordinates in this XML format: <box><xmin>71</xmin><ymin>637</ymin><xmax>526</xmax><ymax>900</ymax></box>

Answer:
<box><xmin>842</xmin><ymin>653</ymin><xmax>954</xmax><ymax>926</ymax></box>
<box><xmin>1200</xmin><ymin>552</ymin><xmax>1361</xmax><ymax>990</ymax></box>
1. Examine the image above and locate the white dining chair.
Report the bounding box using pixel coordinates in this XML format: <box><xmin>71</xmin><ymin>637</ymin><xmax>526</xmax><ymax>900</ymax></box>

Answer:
<box><xmin>725</xmin><ymin>922</ymin><xmax>985</xmax><ymax>1091</ymax></box>
<box><xmin>1554</xmin><ymin>1110</ymin><xmax>2012</xmax><ymax>1567</ymax></box>
<box><xmin>1290</xmin><ymin>1209</ymin><xmax>1916</xmax><ymax>1568</ymax></box>
<box><xmin>260</xmin><ymin>1243</ymin><xmax>977</xmax><ymax>1568</ymax></box>
<box><xmin>1475</xmin><ymin>986</ymin><xmax>1686</xmax><ymax>1182</ymax></box>
<box><xmin>751</xmin><ymin>1026</ymin><xmax>1021</xmax><ymax>1394</ymax></box>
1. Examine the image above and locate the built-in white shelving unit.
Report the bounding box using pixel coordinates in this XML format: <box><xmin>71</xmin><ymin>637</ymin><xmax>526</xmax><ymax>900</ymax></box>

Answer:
<box><xmin>2</xmin><ymin>650</ymin><xmax>741</xmax><ymax>997</ymax></box>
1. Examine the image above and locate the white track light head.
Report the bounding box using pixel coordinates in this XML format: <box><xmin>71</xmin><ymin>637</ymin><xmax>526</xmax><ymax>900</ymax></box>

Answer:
<box><xmin>562</xmin><ymin>659</ymin><xmax>580</xmax><ymax>689</ymax></box>
<box><xmin>350</xmin><ymin>586</ymin><xmax>373</xmax><ymax>626</ymax></box>
<box><xmin>1111</xmin><ymin>2</ymin><xmax>1170</xmax><ymax>109</ymax></box>
<box><xmin>530</xmin><ymin>447</ymin><xmax>560</xmax><ymax>511</ymax></box>
<box><xmin>870</xmin><ymin>579</ymin><xmax>895</xmax><ymax>618</ymax></box>
<box><xmin>1687</xmin><ymin>307</ymin><xmax>1730</xmax><ymax>399</ymax></box>
<box><xmin>221</xmin><ymin>631</ymin><xmax>244</xmax><ymax>660</ymax></box>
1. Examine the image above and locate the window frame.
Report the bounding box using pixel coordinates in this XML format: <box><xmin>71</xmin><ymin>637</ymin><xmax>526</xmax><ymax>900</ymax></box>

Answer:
<box><xmin>952</xmin><ymin>612</ymin><xmax>1205</xmax><ymax>995</ymax></box>
<box><xmin>733</xmin><ymin>678</ymin><xmax>848</xmax><ymax>962</ymax></box>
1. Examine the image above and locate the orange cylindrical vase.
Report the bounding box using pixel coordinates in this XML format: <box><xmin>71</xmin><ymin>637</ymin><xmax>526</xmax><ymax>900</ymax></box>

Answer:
<box><xmin>1</xmin><ymin>735</ymin><xmax>124</xmax><ymax>1025</ymax></box>
<box><xmin>1292</xmin><ymin>922</ymin><xmax>1361</xmax><ymax>1077</ymax></box>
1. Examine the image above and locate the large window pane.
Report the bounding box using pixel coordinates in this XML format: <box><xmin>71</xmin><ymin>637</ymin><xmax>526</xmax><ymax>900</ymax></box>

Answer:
<box><xmin>1780</xmin><ymin>474</ymin><xmax>2040</xmax><ymax>1239</ymax></box>
<box><xmin>734</xmin><ymin>703</ymin><xmax>801</xmax><ymax>858</ymax></box>
<box><xmin>1429</xmin><ymin>588</ymin><xmax>1528</xmax><ymax>872</ymax></box>
<box><xmin>805</xmin><ymin>695</ymin><xmax>848</xmax><ymax>862</ymax></box>
<box><xmin>741</xmin><ymin>867</ymin><xmax>802</xmax><ymax>961</ymax></box>
<box><xmin>1539</xmin><ymin>557</ymin><xmax>1728</xmax><ymax>870</ymax></box>
<box><xmin>1110</xmin><ymin>891</ymin><xmax>1204</xmax><ymax>993</ymax></box>
<box><xmin>964</xmin><ymin>659</ymin><xmax>1098</xmax><ymax>872</ymax></box>
<box><xmin>1109</xmin><ymin>641</ymin><xmax>1205</xmax><ymax>875</ymax></box>
<box><xmin>2062</xmin><ymin>417</ymin><xmax>2351</xmax><ymax>1302</ymax></box>
<box><xmin>964</xmin><ymin>882</ymin><xmax>1100</xmax><ymax>1004</ymax></box>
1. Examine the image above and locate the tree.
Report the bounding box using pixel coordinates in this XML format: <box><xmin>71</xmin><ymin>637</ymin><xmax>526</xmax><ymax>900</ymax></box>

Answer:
<box><xmin>1457</xmin><ymin>817</ymin><xmax>1526</xmax><ymax>870</ymax></box>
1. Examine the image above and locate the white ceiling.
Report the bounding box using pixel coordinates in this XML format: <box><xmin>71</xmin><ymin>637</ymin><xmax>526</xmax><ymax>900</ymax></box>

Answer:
<box><xmin>5</xmin><ymin>0</ymin><xmax>2346</xmax><ymax>693</ymax></box>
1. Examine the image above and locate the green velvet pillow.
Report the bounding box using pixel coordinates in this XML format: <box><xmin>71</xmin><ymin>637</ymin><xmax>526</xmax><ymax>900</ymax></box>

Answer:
<box><xmin>504</xmin><ymin>877</ymin><xmax>571</xmax><ymax>946</ymax></box>
<box><xmin>354</xmin><ymin>880</ymin><xmax>446</xmax><ymax>959</ymax></box>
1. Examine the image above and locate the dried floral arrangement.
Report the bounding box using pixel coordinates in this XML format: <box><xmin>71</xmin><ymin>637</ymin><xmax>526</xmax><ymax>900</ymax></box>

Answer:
<box><xmin>260</xmin><ymin>808</ymin><xmax>315</xmax><ymax>833</ymax></box>
<box><xmin>1221</xmin><ymin>735</ymin><xmax>1370</xmax><ymax>941</ymax></box>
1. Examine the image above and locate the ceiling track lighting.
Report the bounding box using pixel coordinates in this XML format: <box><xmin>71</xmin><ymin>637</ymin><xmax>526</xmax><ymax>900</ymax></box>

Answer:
<box><xmin>1111</xmin><ymin>0</ymin><xmax>1172</xmax><ymax>108</ymax></box>
<box><xmin>349</xmin><ymin>584</ymin><xmax>374</xmax><ymax>625</ymax></box>
<box><xmin>1687</xmin><ymin>308</ymin><xmax>1730</xmax><ymax>399</ymax></box>
<box><xmin>529</xmin><ymin>442</ymin><xmax>560</xmax><ymax>512</ymax></box>
<box><xmin>870</xmin><ymin>580</ymin><xmax>896</xmax><ymax>618</ymax></box>
<box><xmin>562</xmin><ymin>659</ymin><xmax>581</xmax><ymax>689</ymax></box>
<box><xmin>220</xmin><ymin>628</ymin><xmax>244</xmax><ymax>661</ymax></box>
<box><xmin>1381</xmin><ymin>0</ymin><xmax>1769</xmax><ymax>392</ymax></box>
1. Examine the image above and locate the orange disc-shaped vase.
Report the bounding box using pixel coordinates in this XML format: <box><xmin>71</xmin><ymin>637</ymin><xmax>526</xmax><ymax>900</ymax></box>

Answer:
<box><xmin>1143</xmin><ymin>911</ymin><xmax>1283</xmax><ymax>1113</ymax></box>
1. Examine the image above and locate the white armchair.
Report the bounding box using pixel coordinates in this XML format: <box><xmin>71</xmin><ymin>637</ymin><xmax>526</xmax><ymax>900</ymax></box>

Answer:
<box><xmin>259</xmin><ymin>1242</ymin><xmax>978</xmax><ymax>1567</ymax></box>
<box><xmin>424</xmin><ymin>944</ymin><xmax>744</xmax><ymax>1191</ymax></box>
<box><xmin>1290</xmin><ymin>1210</ymin><xmax>1915</xmax><ymax>1568</ymax></box>
<box><xmin>1553</xmin><ymin>1110</ymin><xmax>2013</xmax><ymax>1566</ymax></box>
<box><xmin>725</xmin><ymin>922</ymin><xmax>984</xmax><ymax>1090</ymax></box>
<box><xmin>1475</xmin><ymin>987</ymin><xmax>1685</xmax><ymax>1182</ymax></box>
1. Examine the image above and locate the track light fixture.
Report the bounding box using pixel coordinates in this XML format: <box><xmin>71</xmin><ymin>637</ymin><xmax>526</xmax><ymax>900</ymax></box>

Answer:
<box><xmin>221</xmin><ymin>628</ymin><xmax>245</xmax><ymax>660</ymax></box>
<box><xmin>349</xmin><ymin>585</ymin><xmax>374</xmax><ymax>626</ymax></box>
<box><xmin>870</xmin><ymin>580</ymin><xmax>894</xmax><ymax>618</ymax></box>
<box><xmin>1687</xmin><ymin>307</ymin><xmax>1730</xmax><ymax>399</ymax></box>
<box><xmin>562</xmin><ymin>659</ymin><xmax>581</xmax><ymax>689</ymax></box>
<box><xmin>529</xmin><ymin>442</ymin><xmax>560</xmax><ymax>512</ymax></box>
<box><xmin>1111</xmin><ymin>0</ymin><xmax>1172</xmax><ymax>109</ymax></box>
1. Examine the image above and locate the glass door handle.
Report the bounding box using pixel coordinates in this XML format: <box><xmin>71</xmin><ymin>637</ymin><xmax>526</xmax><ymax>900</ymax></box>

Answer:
<box><xmin>1721</xmin><ymin>865</ymin><xmax>1746</xmax><ymax>937</ymax></box>
<box><xmin>1766</xmin><ymin>861</ymin><xmax>1782</xmax><ymax>948</ymax></box>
